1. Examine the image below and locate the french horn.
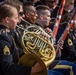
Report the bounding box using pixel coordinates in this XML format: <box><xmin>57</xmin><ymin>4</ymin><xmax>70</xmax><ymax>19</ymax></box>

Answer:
<box><xmin>18</xmin><ymin>25</ymin><xmax>56</xmax><ymax>75</ymax></box>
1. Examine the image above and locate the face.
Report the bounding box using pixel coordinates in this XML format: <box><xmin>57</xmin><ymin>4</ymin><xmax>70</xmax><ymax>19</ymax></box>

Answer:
<box><xmin>24</xmin><ymin>6</ymin><xmax>38</xmax><ymax>24</ymax></box>
<box><xmin>68</xmin><ymin>4</ymin><xmax>74</xmax><ymax>12</ymax></box>
<box><xmin>65</xmin><ymin>1</ymin><xmax>74</xmax><ymax>12</ymax></box>
<box><xmin>45</xmin><ymin>0</ymin><xmax>59</xmax><ymax>9</ymax></box>
<box><xmin>18</xmin><ymin>5</ymin><xmax>24</xmax><ymax>23</ymax></box>
<box><xmin>8</xmin><ymin>8</ymin><xmax>19</xmax><ymax>29</ymax></box>
<box><xmin>42</xmin><ymin>10</ymin><xmax>51</xmax><ymax>28</ymax></box>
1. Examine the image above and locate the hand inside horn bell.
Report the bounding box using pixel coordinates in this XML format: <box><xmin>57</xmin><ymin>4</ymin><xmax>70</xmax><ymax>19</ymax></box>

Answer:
<box><xmin>31</xmin><ymin>62</ymin><xmax>44</xmax><ymax>73</ymax></box>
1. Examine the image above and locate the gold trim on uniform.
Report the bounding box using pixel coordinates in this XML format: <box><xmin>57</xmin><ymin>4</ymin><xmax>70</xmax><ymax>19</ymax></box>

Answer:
<box><xmin>68</xmin><ymin>38</ymin><xmax>73</xmax><ymax>46</ymax></box>
<box><xmin>0</xmin><ymin>29</ymin><xmax>10</xmax><ymax>35</ymax></box>
<box><xmin>3</xmin><ymin>46</ymin><xmax>10</xmax><ymax>55</ymax></box>
<box><xmin>0</xmin><ymin>29</ymin><xmax>6</xmax><ymax>34</ymax></box>
<box><xmin>53</xmin><ymin>65</ymin><xmax>74</xmax><ymax>75</ymax></box>
<box><xmin>6</xmin><ymin>29</ymin><xmax>10</xmax><ymax>33</ymax></box>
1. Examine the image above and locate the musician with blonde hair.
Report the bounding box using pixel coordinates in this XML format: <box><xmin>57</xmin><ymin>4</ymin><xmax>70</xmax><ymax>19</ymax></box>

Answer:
<box><xmin>0</xmin><ymin>2</ymin><xmax>48</xmax><ymax>75</ymax></box>
<box><xmin>54</xmin><ymin>0</ymin><xmax>75</xmax><ymax>43</ymax></box>
<box><xmin>62</xmin><ymin>0</ymin><xmax>74</xmax><ymax>15</ymax></box>
<box><xmin>61</xmin><ymin>13</ymin><xmax>76</xmax><ymax>63</ymax></box>
<box><xmin>36</xmin><ymin>5</ymin><xmax>76</xmax><ymax>75</ymax></box>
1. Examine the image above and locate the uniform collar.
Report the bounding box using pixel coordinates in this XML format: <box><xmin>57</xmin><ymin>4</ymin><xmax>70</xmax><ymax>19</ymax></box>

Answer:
<box><xmin>0</xmin><ymin>24</ymin><xmax>7</xmax><ymax>29</ymax></box>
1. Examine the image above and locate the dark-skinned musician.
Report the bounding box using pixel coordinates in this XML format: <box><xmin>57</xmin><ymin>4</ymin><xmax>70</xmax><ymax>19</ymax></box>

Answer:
<box><xmin>0</xmin><ymin>2</ymin><xmax>45</xmax><ymax>75</ymax></box>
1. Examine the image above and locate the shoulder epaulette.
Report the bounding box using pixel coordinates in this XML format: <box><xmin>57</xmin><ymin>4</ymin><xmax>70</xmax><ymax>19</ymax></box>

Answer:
<box><xmin>0</xmin><ymin>29</ymin><xmax>10</xmax><ymax>35</ymax></box>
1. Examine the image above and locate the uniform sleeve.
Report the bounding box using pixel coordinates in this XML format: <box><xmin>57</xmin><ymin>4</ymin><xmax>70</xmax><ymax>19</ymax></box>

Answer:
<box><xmin>0</xmin><ymin>34</ymin><xmax>31</xmax><ymax>75</ymax></box>
<box><xmin>64</xmin><ymin>34</ymin><xmax>76</xmax><ymax>57</ymax></box>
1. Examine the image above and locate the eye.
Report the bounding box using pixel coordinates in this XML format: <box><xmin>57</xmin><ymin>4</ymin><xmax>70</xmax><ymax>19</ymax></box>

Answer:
<box><xmin>19</xmin><ymin>12</ymin><xmax>24</xmax><ymax>16</ymax></box>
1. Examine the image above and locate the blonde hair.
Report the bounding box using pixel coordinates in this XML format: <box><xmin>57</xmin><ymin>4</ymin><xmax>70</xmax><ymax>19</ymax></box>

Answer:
<box><xmin>0</xmin><ymin>4</ymin><xmax>18</xmax><ymax>22</ymax></box>
<box><xmin>65</xmin><ymin>0</ymin><xmax>74</xmax><ymax>6</ymax></box>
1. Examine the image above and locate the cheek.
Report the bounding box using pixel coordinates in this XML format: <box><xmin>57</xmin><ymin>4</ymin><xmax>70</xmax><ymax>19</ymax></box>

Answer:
<box><xmin>31</xmin><ymin>17</ymin><xmax>35</xmax><ymax>21</ymax></box>
<box><xmin>11</xmin><ymin>20</ymin><xmax>15</xmax><ymax>25</ymax></box>
<box><xmin>69</xmin><ymin>5</ymin><xmax>73</xmax><ymax>9</ymax></box>
<box><xmin>18</xmin><ymin>17</ymin><xmax>21</xmax><ymax>23</ymax></box>
<box><xmin>11</xmin><ymin>20</ymin><xmax>17</xmax><ymax>28</ymax></box>
<box><xmin>34</xmin><ymin>16</ymin><xmax>37</xmax><ymax>20</ymax></box>
<box><xmin>46</xmin><ymin>18</ymin><xmax>50</xmax><ymax>22</ymax></box>
<box><xmin>9</xmin><ymin>20</ymin><xmax>14</xmax><ymax>26</ymax></box>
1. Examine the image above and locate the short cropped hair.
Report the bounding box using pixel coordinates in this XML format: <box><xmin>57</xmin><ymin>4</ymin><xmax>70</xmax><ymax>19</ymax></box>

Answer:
<box><xmin>36</xmin><ymin>5</ymin><xmax>50</xmax><ymax>16</ymax></box>
<box><xmin>23</xmin><ymin>1</ymin><xmax>34</xmax><ymax>13</ymax></box>
<box><xmin>0</xmin><ymin>4</ymin><xmax>17</xmax><ymax>22</ymax></box>
<box><xmin>36</xmin><ymin>5</ymin><xmax>50</xmax><ymax>11</ymax></box>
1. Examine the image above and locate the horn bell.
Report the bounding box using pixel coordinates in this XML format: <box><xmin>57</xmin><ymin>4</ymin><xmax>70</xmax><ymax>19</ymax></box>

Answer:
<box><xmin>19</xmin><ymin>25</ymin><xmax>56</xmax><ymax>75</ymax></box>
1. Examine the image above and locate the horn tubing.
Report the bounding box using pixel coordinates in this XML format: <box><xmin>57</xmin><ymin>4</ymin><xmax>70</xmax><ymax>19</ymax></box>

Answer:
<box><xmin>16</xmin><ymin>18</ymin><xmax>34</xmax><ymax>31</ymax></box>
<box><xmin>21</xmin><ymin>18</ymin><xmax>33</xmax><ymax>26</ymax></box>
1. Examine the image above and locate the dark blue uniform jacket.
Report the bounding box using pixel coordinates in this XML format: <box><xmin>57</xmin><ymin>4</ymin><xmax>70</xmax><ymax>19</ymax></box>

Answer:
<box><xmin>0</xmin><ymin>25</ymin><xmax>31</xmax><ymax>75</ymax></box>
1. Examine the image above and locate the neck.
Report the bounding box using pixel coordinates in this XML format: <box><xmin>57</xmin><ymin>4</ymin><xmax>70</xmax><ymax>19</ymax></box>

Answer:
<box><xmin>0</xmin><ymin>22</ymin><xmax>9</xmax><ymax>28</ymax></box>
<box><xmin>36</xmin><ymin>19</ymin><xmax>44</xmax><ymax>27</ymax></box>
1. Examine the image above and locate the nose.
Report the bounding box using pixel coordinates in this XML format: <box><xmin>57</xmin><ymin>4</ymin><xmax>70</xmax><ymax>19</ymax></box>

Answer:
<box><xmin>35</xmin><ymin>12</ymin><xmax>38</xmax><ymax>17</ymax></box>
<box><xmin>17</xmin><ymin>18</ymin><xmax>20</xmax><ymax>24</ymax></box>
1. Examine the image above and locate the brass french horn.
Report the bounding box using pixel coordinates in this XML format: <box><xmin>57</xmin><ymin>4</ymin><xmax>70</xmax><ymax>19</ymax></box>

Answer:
<box><xmin>18</xmin><ymin>25</ymin><xmax>56</xmax><ymax>75</ymax></box>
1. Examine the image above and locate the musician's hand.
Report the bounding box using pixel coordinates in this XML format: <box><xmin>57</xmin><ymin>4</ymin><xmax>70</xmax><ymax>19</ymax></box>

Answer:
<box><xmin>46</xmin><ymin>27</ymin><xmax>53</xmax><ymax>36</ymax></box>
<box><xmin>41</xmin><ymin>27</ymin><xmax>53</xmax><ymax>39</ymax></box>
<box><xmin>31</xmin><ymin>62</ymin><xmax>44</xmax><ymax>73</ymax></box>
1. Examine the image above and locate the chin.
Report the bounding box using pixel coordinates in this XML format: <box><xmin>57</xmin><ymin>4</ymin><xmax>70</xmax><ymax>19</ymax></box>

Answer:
<box><xmin>11</xmin><ymin>27</ymin><xmax>16</xmax><ymax>30</ymax></box>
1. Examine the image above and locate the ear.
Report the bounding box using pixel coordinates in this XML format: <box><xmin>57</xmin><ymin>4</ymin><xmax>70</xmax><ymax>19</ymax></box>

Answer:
<box><xmin>40</xmin><ymin>14</ymin><xmax>43</xmax><ymax>20</ymax></box>
<box><xmin>5</xmin><ymin>17</ymin><xmax>10</xmax><ymax>23</ymax></box>
<box><xmin>25</xmin><ymin>12</ymin><xmax>30</xmax><ymax>18</ymax></box>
